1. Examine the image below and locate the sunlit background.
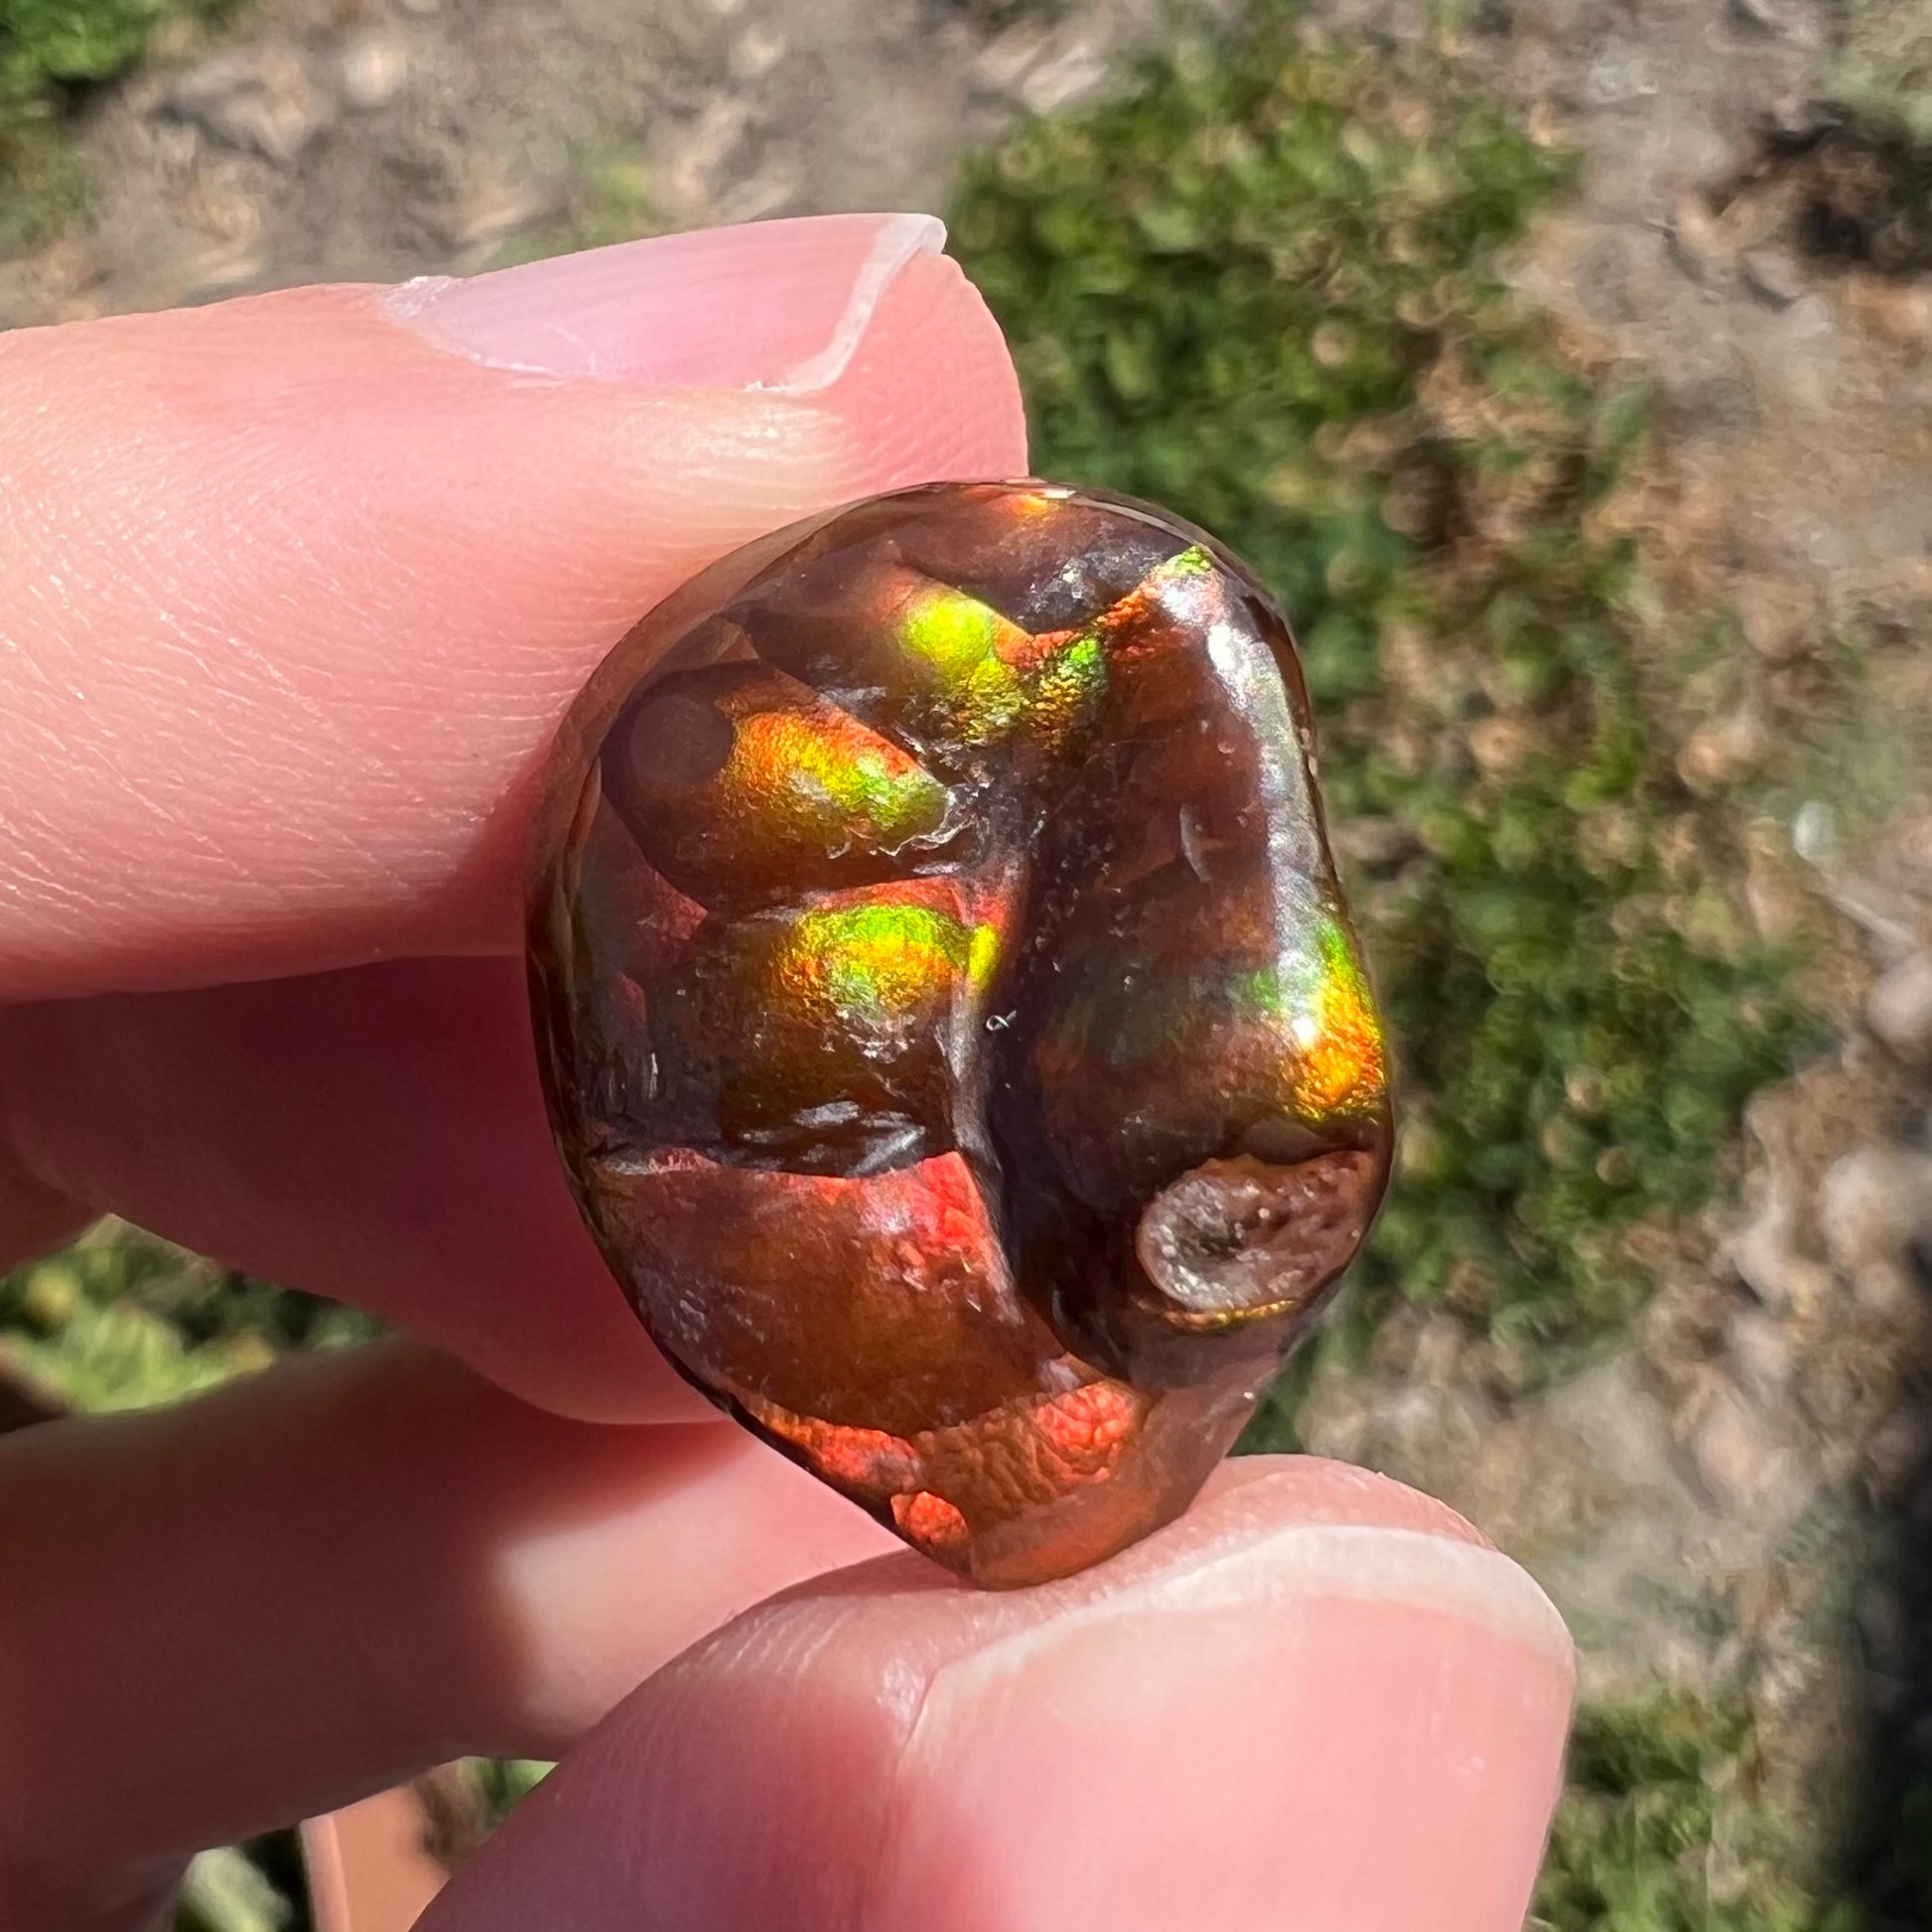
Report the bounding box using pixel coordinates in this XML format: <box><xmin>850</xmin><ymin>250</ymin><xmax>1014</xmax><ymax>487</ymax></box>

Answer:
<box><xmin>4</xmin><ymin>0</ymin><xmax>1932</xmax><ymax>1923</ymax></box>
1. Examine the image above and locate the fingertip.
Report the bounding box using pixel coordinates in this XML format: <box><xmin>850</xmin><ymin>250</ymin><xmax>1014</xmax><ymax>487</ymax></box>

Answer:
<box><xmin>821</xmin><ymin>247</ymin><xmax>1030</xmax><ymax>497</ymax></box>
<box><xmin>423</xmin><ymin>1456</ymin><xmax>1574</xmax><ymax>1932</ymax></box>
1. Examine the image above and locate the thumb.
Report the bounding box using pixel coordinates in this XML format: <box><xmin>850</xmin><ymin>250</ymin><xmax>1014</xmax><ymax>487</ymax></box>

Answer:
<box><xmin>418</xmin><ymin>1458</ymin><xmax>1575</xmax><ymax>1932</ymax></box>
<box><xmin>0</xmin><ymin>211</ymin><xmax>1024</xmax><ymax>1000</ymax></box>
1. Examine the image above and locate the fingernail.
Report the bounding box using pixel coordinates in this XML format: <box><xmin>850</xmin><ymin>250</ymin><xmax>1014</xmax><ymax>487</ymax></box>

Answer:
<box><xmin>385</xmin><ymin>212</ymin><xmax>945</xmax><ymax>394</ymax></box>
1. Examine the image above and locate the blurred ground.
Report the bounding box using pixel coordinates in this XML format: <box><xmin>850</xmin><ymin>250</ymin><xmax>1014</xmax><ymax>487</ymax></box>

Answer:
<box><xmin>0</xmin><ymin>0</ymin><xmax>1163</xmax><ymax>322</ymax></box>
<box><xmin>3</xmin><ymin>0</ymin><xmax>1932</xmax><ymax>1925</ymax></box>
<box><xmin>1292</xmin><ymin>0</ymin><xmax>1932</xmax><ymax>1905</ymax></box>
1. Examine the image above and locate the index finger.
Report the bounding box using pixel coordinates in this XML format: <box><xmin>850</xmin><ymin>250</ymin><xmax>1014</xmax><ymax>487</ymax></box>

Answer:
<box><xmin>0</xmin><ymin>212</ymin><xmax>1024</xmax><ymax>1003</ymax></box>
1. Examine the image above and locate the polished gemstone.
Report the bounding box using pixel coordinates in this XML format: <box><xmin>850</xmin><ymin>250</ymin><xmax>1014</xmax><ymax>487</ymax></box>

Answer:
<box><xmin>528</xmin><ymin>482</ymin><xmax>1393</xmax><ymax>1587</ymax></box>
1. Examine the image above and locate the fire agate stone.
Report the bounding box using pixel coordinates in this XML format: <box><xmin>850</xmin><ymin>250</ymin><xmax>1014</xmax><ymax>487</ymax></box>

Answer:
<box><xmin>528</xmin><ymin>482</ymin><xmax>1393</xmax><ymax>1587</ymax></box>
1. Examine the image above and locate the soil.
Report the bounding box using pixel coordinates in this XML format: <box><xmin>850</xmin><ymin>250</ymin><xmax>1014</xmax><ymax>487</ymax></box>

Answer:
<box><xmin>1300</xmin><ymin>0</ymin><xmax>1932</xmax><ymax>1883</ymax></box>
<box><xmin>0</xmin><ymin>0</ymin><xmax>1161</xmax><ymax>326</ymax></box>
<box><xmin>4</xmin><ymin>0</ymin><xmax>1931</xmax><ymax>1904</ymax></box>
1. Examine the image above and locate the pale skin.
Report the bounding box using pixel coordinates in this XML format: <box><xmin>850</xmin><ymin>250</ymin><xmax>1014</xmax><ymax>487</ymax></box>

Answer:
<box><xmin>0</xmin><ymin>213</ymin><xmax>1576</xmax><ymax>1931</ymax></box>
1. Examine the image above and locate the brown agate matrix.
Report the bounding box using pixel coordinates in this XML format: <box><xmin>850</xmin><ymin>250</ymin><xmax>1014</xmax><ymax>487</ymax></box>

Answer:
<box><xmin>528</xmin><ymin>481</ymin><xmax>1392</xmax><ymax>1587</ymax></box>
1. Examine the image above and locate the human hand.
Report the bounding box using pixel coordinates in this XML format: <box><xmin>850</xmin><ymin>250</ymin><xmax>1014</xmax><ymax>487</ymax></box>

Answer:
<box><xmin>0</xmin><ymin>213</ymin><xmax>1574</xmax><ymax>1931</ymax></box>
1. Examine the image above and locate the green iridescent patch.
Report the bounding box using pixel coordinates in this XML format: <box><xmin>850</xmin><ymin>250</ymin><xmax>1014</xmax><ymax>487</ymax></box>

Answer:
<box><xmin>897</xmin><ymin>582</ymin><xmax>1110</xmax><ymax>750</ymax></box>
<box><xmin>785</xmin><ymin>900</ymin><xmax>1000</xmax><ymax>1027</ymax></box>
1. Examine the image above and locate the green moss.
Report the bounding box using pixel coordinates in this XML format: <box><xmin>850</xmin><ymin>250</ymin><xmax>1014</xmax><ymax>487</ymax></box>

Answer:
<box><xmin>174</xmin><ymin>1846</ymin><xmax>297</xmax><ymax>1932</ymax></box>
<box><xmin>471</xmin><ymin>1755</ymin><xmax>554</xmax><ymax>1825</ymax></box>
<box><xmin>0</xmin><ymin>1220</ymin><xmax>375</xmax><ymax>1415</ymax></box>
<box><xmin>0</xmin><ymin>0</ymin><xmax>227</xmax><ymax>251</ymax></box>
<box><xmin>1828</xmin><ymin>0</ymin><xmax>1932</xmax><ymax>145</ymax></box>
<box><xmin>1</xmin><ymin>0</ymin><xmax>171</xmax><ymax>104</ymax></box>
<box><xmin>951</xmin><ymin>3</ymin><xmax>1820</xmax><ymax>1364</ymax></box>
<box><xmin>1535</xmin><ymin>1693</ymin><xmax>1857</xmax><ymax>1932</ymax></box>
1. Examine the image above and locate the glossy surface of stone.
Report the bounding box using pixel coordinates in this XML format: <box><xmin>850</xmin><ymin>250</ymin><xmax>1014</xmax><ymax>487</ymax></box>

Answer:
<box><xmin>528</xmin><ymin>482</ymin><xmax>1392</xmax><ymax>1587</ymax></box>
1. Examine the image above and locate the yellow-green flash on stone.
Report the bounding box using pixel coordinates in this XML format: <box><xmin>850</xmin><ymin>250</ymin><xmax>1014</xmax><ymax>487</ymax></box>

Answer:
<box><xmin>779</xmin><ymin>898</ymin><xmax>1002</xmax><ymax>1028</ymax></box>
